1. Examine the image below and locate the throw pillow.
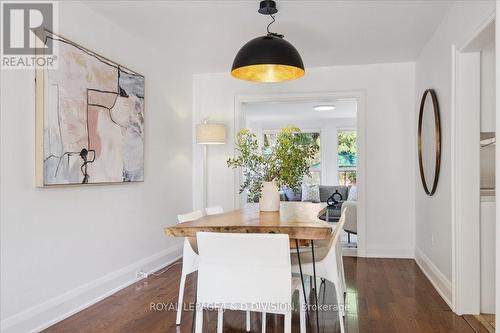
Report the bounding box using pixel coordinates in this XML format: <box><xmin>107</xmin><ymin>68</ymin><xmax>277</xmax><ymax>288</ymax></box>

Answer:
<box><xmin>347</xmin><ymin>185</ymin><xmax>358</xmax><ymax>201</ymax></box>
<box><xmin>301</xmin><ymin>184</ymin><xmax>320</xmax><ymax>203</ymax></box>
<box><xmin>283</xmin><ymin>186</ymin><xmax>302</xmax><ymax>201</ymax></box>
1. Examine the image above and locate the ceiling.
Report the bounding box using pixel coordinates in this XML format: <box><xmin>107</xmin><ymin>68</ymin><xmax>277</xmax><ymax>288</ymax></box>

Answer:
<box><xmin>244</xmin><ymin>99</ymin><xmax>357</xmax><ymax>122</ymax></box>
<box><xmin>85</xmin><ymin>0</ymin><xmax>453</xmax><ymax>74</ymax></box>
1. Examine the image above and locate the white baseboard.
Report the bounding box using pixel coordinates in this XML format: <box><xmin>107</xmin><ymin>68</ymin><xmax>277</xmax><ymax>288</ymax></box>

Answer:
<box><xmin>342</xmin><ymin>247</ymin><xmax>358</xmax><ymax>257</ymax></box>
<box><xmin>414</xmin><ymin>247</ymin><xmax>453</xmax><ymax>309</ymax></box>
<box><xmin>1</xmin><ymin>244</ymin><xmax>183</xmax><ymax>333</ymax></box>
<box><xmin>364</xmin><ymin>245</ymin><xmax>415</xmax><ymax>259</ymax></box>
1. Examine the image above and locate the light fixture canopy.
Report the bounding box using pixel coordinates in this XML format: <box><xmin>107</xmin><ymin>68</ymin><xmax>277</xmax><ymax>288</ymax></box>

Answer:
<box><xmin>231</xmin><ymin>0</ymin><xmax>304</xmax><ymax>83</ymax></box>
<box><xmin>313</xmin><ymin>105</ymin><xmax>336</xmax><ymax>111</ymax></box>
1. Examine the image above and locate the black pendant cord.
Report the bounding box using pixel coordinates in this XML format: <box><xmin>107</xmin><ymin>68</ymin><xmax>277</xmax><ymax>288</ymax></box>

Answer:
<box><xmin>267</xmin><ymin>13</ymin><xmax>284</xmax><ymax>38</ymax></box>
<box><xmin>266</xmin><ymin>13</ymin><xmax>275</xmax><ymax>34</ymax></box>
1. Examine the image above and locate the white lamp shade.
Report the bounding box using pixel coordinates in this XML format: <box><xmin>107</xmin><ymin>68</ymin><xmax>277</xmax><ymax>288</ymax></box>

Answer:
<box><xmin>196</xmin><ymin>123</ymin><xmax>226</xmax><ymax>144</ymax></box>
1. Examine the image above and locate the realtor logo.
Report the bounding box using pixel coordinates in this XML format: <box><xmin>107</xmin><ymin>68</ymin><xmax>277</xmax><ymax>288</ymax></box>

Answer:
<box><xmin>1</xmin><ymin>1</ymin><xmax>58</xmax><ymax>69</ymax></box>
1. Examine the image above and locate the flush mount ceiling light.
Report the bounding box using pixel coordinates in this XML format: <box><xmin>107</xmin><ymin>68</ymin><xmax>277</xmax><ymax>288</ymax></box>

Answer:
<box><xmin>313</xmin><ymin>105</ymin><xmax>336</xmax><ymax>111</ymax></box>
<box><xmin>231</xmin><ymin>0</ymin><xmax>305</xmax><ymax>83</ymax></box>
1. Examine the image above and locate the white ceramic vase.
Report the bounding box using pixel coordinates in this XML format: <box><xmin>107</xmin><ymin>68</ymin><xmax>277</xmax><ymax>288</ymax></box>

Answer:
<box><xmin>259</xmin><ymin>180</ymin><xmax>280</xmax><ymax>212</ymax></box>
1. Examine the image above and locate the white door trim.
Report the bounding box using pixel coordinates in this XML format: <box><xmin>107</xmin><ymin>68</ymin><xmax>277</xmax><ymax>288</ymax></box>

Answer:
<box><xmin>451</xmin><ymin>12</ymin><xmax>495</xmax><ymax>315</ymax></box>
<box><xmin>451</xmin><ymin>48</ymin><xmax>481</xmax><ymax>315</ymax></box>
<box><xmin>233</xmin><ymin>90</ymin><xmax>367</xmax><ymax>257</ymax></box>
<box><xmin>496</xmin><ymin>4</ymin><xmax>499</xmax><ymax>330</ymax></box>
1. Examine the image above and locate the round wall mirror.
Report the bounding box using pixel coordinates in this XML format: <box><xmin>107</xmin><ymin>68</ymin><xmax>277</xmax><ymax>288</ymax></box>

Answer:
<box><xmin>418</xmin><ymin>89</ymin><xmax>441</xmax><ymax>196</ymax></box>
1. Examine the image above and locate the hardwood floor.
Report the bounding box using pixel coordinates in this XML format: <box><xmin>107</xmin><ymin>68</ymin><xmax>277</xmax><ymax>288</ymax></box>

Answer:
<box><xmin>42</xmin><ymin>257</ymin><xmax>476</xmax><ymax>333</ymax></box>
<box><xmin>344</xmin><ymin>258</ymin><xmax>474</xmax><ymax>333</ymax></box>
<box><xmin>464</xmin><ymin>315</ymin><xmax>496</xmax><ymax>333</ymax></box>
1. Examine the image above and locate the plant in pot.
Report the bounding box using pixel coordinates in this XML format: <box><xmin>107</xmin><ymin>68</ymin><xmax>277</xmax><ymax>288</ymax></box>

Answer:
<box><xmin>227</xmin><ymin>127</ymin><xmax>318</xmax><ymax>212</ymax></box>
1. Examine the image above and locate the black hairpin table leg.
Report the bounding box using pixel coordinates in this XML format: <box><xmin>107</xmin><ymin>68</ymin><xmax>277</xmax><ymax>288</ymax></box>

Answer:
<box><xmin>311</xmin><ymin>240</ymin><xmax>320</xmax><ymax>333</ymax></box>
<box><xmin>192</xmin><ymin>283</ymin><xmax>197</xmax><ymax>333</ymax></box>
<box><xmin>295</xmin><ymin>239</ymin><xmax>311</xmax><ymax>330</ymax></box>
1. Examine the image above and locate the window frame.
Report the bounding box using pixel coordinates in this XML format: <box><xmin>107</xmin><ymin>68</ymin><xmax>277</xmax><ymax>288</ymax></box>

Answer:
<box><xmin>336</xmin><ymin>128</ymin><xmax>358</xmax><ymax>186</ymax></box>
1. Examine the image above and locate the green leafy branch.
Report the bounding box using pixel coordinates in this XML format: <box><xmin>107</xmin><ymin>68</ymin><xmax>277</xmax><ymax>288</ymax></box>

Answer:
<box><xmin>227</xmin><ymin>127</ymin><xmax>318</xmax><ymax>199</ymax></box>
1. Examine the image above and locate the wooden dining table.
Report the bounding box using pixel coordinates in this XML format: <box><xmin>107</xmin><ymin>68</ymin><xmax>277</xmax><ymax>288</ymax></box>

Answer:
<box><xmin>164</xmin><ymin>201</ymin><xmax>333</xmax><ymax>241</ymax></box>
<box><xmin>164</xmin><ymin>201</ymin><xmax>335</xmax><ymax>333</ymax></box>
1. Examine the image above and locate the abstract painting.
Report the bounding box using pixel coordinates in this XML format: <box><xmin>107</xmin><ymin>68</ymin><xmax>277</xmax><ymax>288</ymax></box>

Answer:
<box><xmin>36</xmin><ymin>31</ymin><xmax>144</xmax><ymax>186</ymax></box>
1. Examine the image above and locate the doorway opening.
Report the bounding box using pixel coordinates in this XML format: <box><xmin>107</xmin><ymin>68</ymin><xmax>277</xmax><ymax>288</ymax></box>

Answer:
<box><xmin>234</xmin><ymin>91</ymin><xmax>366</xmax><ymax>257</ymax></box>
<box><xmin>452</xmin><ymin>15</ymin><xmax>495</xmax><ymax>325</ymax></box>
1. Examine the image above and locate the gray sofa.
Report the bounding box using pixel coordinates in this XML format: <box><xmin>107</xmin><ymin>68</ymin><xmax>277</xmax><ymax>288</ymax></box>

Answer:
<box><xmin>252</xmin><ymin>184</ymin><xmax>357</xmax><ymax>239</ymax></box>
<box><xmin>281</xmin><ymin>185</ymin><xmax>350</xmax><ymax>203</ymax></box>
<box><xmin>281</xmin><ymin>185</ymin><xmax>351</xmax><ymax>221</ymax></box>
<box><xmin>252</xmin><ymin>185</ymin><xmax>348</xmax><ymax>203</ymax></box>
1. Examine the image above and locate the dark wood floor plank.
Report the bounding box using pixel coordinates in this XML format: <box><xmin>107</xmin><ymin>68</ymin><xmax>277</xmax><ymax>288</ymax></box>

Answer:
<box><xmin>464</xmin><ymin>315</ymin><xmax>495</xmax><ymax>333</ymax></box>
<box><xmin>42</xmin><ymin>257</ymin><xmax>477</xmax><ymax>333</ymax></box>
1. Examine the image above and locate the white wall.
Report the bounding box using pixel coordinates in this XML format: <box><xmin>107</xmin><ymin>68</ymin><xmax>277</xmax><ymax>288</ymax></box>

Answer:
<box><xmin>246</xmin><ymin>115</ymin><xmax>356</xmax><ymax>186</ymax></box>
<box><xmin>479</xmin><ymin>22</ymin><xmax>496</xmax><ymax>315</ymax></box>
<box><xmin>414</xmin><ymin>0</ymin><xmax>496</xmax><ymax>305</ymax></box>
<box><xmin>496</xmin><ymin>2</ymin><xmax>500</xmax><ymax>329</ymax></box>
<box><xmin>193</xmin><ymin>63</ymin><xmax>416</xmax><ymax>258</ymax></box>
<box><xmin>480</xmin><ymin>198</ymin><xmax>496</xmax><ymax>313</ymax></box>
<box><xmin>481</xmin><ymin>38</ymin><xmax>496</xmax><ymax>132</ymax></box>
<box><xmin>0</xmin><ymin>2</ymin><xmax>193</xmax><ymax>332</ymax></box>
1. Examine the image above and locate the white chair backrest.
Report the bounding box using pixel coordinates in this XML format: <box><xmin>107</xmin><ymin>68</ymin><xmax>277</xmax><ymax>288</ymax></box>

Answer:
<box><xmin>196</xmin><ymin>232</ymin><xmax>292</xmax><ymax>314</ymax></box>
<box><xmin>333</xmin><ymin>208</ymin><xmax>347</xmax><ymax>243</ymax></box>
<box><xmin>341</xmin><ymin>201</ymin><xmax>357</xmax><ymax>233</ymax></box>
<box><xmin>205</xmin><ymin>206</ymin><xmax>224</xmax><ymax>215</ymax></box>
<box><xmin>323</xmin><ymin>208</ymin><xmax>347</xmax><ymax>262</ymax></box>
<box><xmin>177</xmin><ymin>210</ymin><xmax>203</xmax><ymax>224</ymax></box>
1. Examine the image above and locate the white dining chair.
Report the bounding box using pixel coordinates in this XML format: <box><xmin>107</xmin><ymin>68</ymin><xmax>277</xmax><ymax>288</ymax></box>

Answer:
<box><xmin>205</xmin><ymin>205</ymin><xmax>224</xmax><ymax>215</ymax></box>
<box><xmin>290</xmin><ymin>210</ymin><xmax>347</xmax><ymax>333</ymax></box>
<box><xmin>176</xmin><ymin>210</ymin><xmax>203</xmax><ymax>325</ymax></box>
<box><xmin>177</xmin><ymin>210</ymin><xmax>250</xmax><ymax>330</ymax></box>
<box><xmin>194</xmin><ymin>232</ymin><xmax>306</xmax><ymax>333</ymax></box>
<box><xmin>204</xmin><ymin>205</ymin><xmax>254</xmax><ymax>329</ymax></box>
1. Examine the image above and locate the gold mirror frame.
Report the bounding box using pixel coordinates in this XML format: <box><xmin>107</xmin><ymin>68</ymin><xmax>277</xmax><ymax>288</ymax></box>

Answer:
<box><xmin>418</xmin><ymin>89</ymin><xmax>441</xmax><ymax>196</ymax></box>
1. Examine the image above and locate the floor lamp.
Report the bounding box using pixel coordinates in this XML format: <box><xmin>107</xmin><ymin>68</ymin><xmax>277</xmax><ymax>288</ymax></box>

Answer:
<box><xmin>196</xmin><ymin>120</ymin><xmax>226</xmax><ymax>209</ymax></box>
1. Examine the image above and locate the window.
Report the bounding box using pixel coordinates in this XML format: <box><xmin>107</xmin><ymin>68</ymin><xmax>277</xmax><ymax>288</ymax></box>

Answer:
<box><xmin>337</xmin><ymin>130</ymin><xmax>357</xmax><ymax>186</ymax></box>
<box><xmin>263</xmin><ymin>131</ymin><xmax>321</xmax><ymax>185</ymax></box>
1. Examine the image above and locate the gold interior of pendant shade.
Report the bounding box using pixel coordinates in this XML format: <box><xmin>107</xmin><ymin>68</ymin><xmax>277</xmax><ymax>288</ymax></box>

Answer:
<box><xmin>231</xmin><ymin>64</ymin><xmax>305</xmax><ymax>82</ymax></box>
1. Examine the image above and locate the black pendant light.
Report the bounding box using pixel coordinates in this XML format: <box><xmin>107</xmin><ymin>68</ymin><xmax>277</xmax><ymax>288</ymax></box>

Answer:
<box><xmin>231</xmin><ymin>0</ymin><xmax>305</xmax><ymax>83</ymax></box>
